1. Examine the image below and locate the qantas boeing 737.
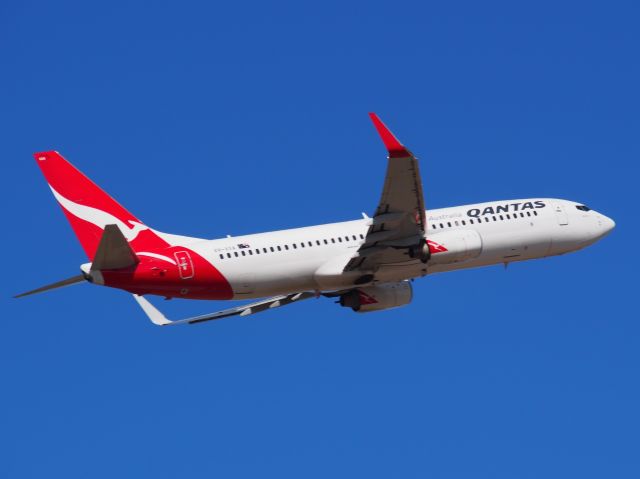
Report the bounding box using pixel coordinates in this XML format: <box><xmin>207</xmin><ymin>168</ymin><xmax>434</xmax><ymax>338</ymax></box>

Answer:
<box><xmin>16</xmin><ymin>114</ymin><xmax>615</xmax><ymax>325</ymax></box>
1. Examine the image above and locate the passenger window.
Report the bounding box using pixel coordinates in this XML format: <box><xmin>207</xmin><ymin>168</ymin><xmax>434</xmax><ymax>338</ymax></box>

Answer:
<box><xmin>352</xmin><ymin>235</ymin><xmax>357</xmax><ymax>241</ymax></box>
<box><xmin>533</xmin><ymin>211</ymin><xmax>538</xmax><ymax>216</ymax></box>
<box><xmin>469</xmin><ymin>219</ymin><xmax>474</xmax><ymax>224</ymax></box>
<box><xmin>284</xmin><ymin>245</ymin><xmax>289</xmax><ymax>250</ymax></box>
<box><xmin>277</xmin><ymin>246</ymin><xmax>282</xmax><ymax>251</ymax></box>
<box><xmin>241</xmin><ymin>251</ymin><xmax>246</xmax><ymax>256</ymax></box>
<box><xmin>440</xmin><ymin>223</ymin><xmax>444</xmax><ymax>228</ymax></box>
<box><xmin>300</xmin><ymin>243</ymin><xmax>305</xmax><ymax>248</ymax></box>
<box><xmin>234</xmin><ymin>252</ymin><xmax>239</xmax><ymax>257</ymax></box>
<box><xmin>270</xmin><ymin>247</ymin><xmax>275</xmax><ymax>252</ymax></box>
<box><xmin>454</xmin><ymin>221</ymin><xmax>459</xmax><ymax>226</ymax></box>
<box><xmin>309</xmin><ymin>241</ymin><xmax>313</xmax><ymax>247</ymax></box>
<box><xmin>324</xmin><ymin>239</ymin><xmax>328</xmax><ymax>244</ymax></box>
<box><xmin>462</xmin><ymin>220</ymin><xmax>466</xmax><ymax>225</ymax></box>
<box><xmin>219</xmin><ymin>254</ymin><xmax>224</xmax><ymax>259</ymax></box>
<box><xmin>227</xmin><ymin>253</ymin><xmax>231</xmax><ymax>258</ymax></box>
<box><xmin>485</xmin><ymin>217</ymin><xmax>490</xmax><ymax>222</ymax></box>
<box><xmin>331</xmin><ymin>238</ymin><xmax>336</xmax><ymax>243</ymax></box>
<box><xmin>256</xmin><ymin>249</ymin><xmax>260</xmax><ymax>255</ymax></box>
<box><xmin>499</xmin><ymin>215</ymin><xmax>504</xmax><ymax>220</ymax></box>
<box><xmin>359</xmin><ymin>234</ymin><xmax>364</xmax><ymax>239</ymax></box>
<box><xmin>248</xmin><ymin>250</ymin><xmax>253</xmax><ymax>255</ymax></box>
<box><xmin>338</xmin><ymin>237</ymin><xmax>342</xmax><ymax>242</ymax></box>
<box><xmin>526</xmin><ymin>211</ymin><xmax>531</xmax><ymax>217</ymax></box>
<box><xmin>520</xmin><ymin>212</ymin><xmax>525</xmax><ymax>218</ymax></box>
<box><xmin>447</xmin><ymin>222</ymin><xmax>452</xmax><ymax>227</ymax></box>
<box><xmin>263</xmin><ymin>248</ymin><xmax>268</xmax><ymax>253</ymax></box>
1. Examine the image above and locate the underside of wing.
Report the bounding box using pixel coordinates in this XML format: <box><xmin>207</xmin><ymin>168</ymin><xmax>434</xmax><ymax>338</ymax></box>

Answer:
<box><xmin>133</xmin><ymin>291</ymin><xmax>317</xmax><ymax>326</ymax></box>
<box><xmin>345</xmin><ymin>114</ymin><xmax>429</xmax><ymax>272</ymax></box>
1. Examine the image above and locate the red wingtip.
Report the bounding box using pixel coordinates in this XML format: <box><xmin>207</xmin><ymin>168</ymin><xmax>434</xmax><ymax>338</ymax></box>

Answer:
<box><xmin>368</xmin><ymin>113</ymin><xmax>411</xmax><ymax>158</ymax></box>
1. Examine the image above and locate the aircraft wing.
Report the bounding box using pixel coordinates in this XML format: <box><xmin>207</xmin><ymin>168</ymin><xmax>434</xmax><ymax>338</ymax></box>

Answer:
<box><xmin>345</xmin><ymin>113</ymin><xmax>428</xmax><ymax>272</ymax></box>
<box><xmin>133</xmin><ymin>291</ymin><xmax>316</xmax><ymax>326</ymax></box>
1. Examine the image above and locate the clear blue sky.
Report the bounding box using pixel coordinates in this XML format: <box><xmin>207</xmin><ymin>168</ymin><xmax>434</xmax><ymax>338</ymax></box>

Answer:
<box><xmin>1</xmin><ymin>0</ymin><xmax>638</xmax><ymax>477</ymax></box>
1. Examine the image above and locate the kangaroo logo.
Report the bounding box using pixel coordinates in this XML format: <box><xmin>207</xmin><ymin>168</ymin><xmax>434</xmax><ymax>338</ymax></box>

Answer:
<box><xmin>49</xmin><ymin>186</ymin><xmax>149</xmax><ymax>241</ymax></box>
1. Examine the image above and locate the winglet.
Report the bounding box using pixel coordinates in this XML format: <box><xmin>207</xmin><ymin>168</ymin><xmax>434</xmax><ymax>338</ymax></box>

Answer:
<box><xmin>133</xmin><ymin>294</ymin><xmax>172</xmax><ymax>326</ymax></box>
<box><xmin>368</xmin><ymin>113</ymin><xmax>411</xmax><ymax>158</ymax></box>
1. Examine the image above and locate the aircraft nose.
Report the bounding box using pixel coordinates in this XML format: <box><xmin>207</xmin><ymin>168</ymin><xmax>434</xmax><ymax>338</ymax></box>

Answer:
<box><xmin>598</xmin><ymin>214</ymin><xmax>615</xmax><ymax>237</ymax></box>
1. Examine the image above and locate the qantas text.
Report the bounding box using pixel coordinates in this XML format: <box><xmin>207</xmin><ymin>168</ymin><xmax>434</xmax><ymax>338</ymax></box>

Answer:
<box><xmin>467</xmin><ymin>200</ymin><xmax>546</xmax><ymax>217</ymax></box>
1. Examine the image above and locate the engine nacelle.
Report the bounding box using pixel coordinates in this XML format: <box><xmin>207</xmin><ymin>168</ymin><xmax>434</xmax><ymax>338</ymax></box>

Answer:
<box><xmin>427</xmin><ymin>229</ymin><xmax>482</xmax><ymax>265</ymax></box>
<box><xmin>339</xmin><ymin>281</ymin><xmax>413</xmax><ymax>313</ymax></box>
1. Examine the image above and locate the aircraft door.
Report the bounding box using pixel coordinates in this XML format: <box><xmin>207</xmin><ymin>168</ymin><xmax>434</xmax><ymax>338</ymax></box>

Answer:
<box><xmin>553</xmin><ymin>203</ymin><xmax>569</xmax><ymax>226</ymax></box>
<box><xmin>174</xmin><ymin>251</ymin><xmax>195</xmax><ymax>279</ymax></box>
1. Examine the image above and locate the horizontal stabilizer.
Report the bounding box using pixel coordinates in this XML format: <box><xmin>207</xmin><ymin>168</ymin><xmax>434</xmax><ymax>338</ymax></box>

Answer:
<box><xmin>91</xmin><ymin>224</ymin><xmax>139</xmax><ymax>270</ymax></box>
<box><xmin>14</xmin><ymin>274</ymin><xmax>86</xmax><ymax>298</ymax></box>
<box><xmin>133</xmin><ymin>292</ymin><xmax>316</xmax><ymax>326</ymax></box>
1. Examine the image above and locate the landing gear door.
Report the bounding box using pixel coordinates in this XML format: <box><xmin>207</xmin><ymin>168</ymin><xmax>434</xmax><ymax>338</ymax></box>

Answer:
<box><xmin>554</xmin><ymin>203</ymin><xmax>569</xmax><ymax>226</ymax></box>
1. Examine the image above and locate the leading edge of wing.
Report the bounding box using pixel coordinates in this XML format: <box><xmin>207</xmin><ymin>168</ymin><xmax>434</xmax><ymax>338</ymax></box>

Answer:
<box><xmin>368</xmin><ymin>113</ymin><xmax>412</xmax><ymax>158</ymax></box>
<box><xmin>133</xmin><ymin>292</ymin><xmax>316</xmax><ymax>326</ymax></box>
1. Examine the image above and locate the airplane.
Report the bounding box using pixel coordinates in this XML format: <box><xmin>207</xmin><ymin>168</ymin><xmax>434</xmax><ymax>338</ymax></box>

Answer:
<box><xmin>15</xmin><ymin>113</ymin><xmax>615</xmax><ymax>325</ymax></box>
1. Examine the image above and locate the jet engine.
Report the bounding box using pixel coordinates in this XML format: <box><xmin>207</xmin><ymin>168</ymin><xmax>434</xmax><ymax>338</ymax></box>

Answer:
<box><xmin>409</xmin><ymin>239</ymin><xmax>431</xmax><ymax>263</ymax></box>
<box><xmin>339</xmin><ymin>281</ymin><xmax>413</xmax><ymax>313</ymax></box>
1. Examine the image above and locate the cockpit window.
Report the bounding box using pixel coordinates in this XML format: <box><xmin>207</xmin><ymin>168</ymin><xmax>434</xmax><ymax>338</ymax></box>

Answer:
<box><xmin>576</xmin><ymin>205</ymin><xmax>591</xmax><ymax>211</ymax></box>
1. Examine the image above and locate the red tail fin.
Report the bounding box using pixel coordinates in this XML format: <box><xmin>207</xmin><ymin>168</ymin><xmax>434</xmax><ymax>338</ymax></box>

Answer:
<box><xmin>34</xmin><ymin>151</ymin><xmax>168</xmax><ymax>259</ymax></box>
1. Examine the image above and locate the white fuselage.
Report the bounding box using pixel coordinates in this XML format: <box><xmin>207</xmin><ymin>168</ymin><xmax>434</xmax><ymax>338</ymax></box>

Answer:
<box><xmin>183</xmin><ymin>198</ymin><xmax>614</xmax><ymax>299</ymax></box>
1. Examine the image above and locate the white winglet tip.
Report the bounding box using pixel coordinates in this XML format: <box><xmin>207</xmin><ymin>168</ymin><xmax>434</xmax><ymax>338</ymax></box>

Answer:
<box><xmin>133</xmin><ymin>294</ymin><xmax>172</xmax><ymax>326</ymax></box>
